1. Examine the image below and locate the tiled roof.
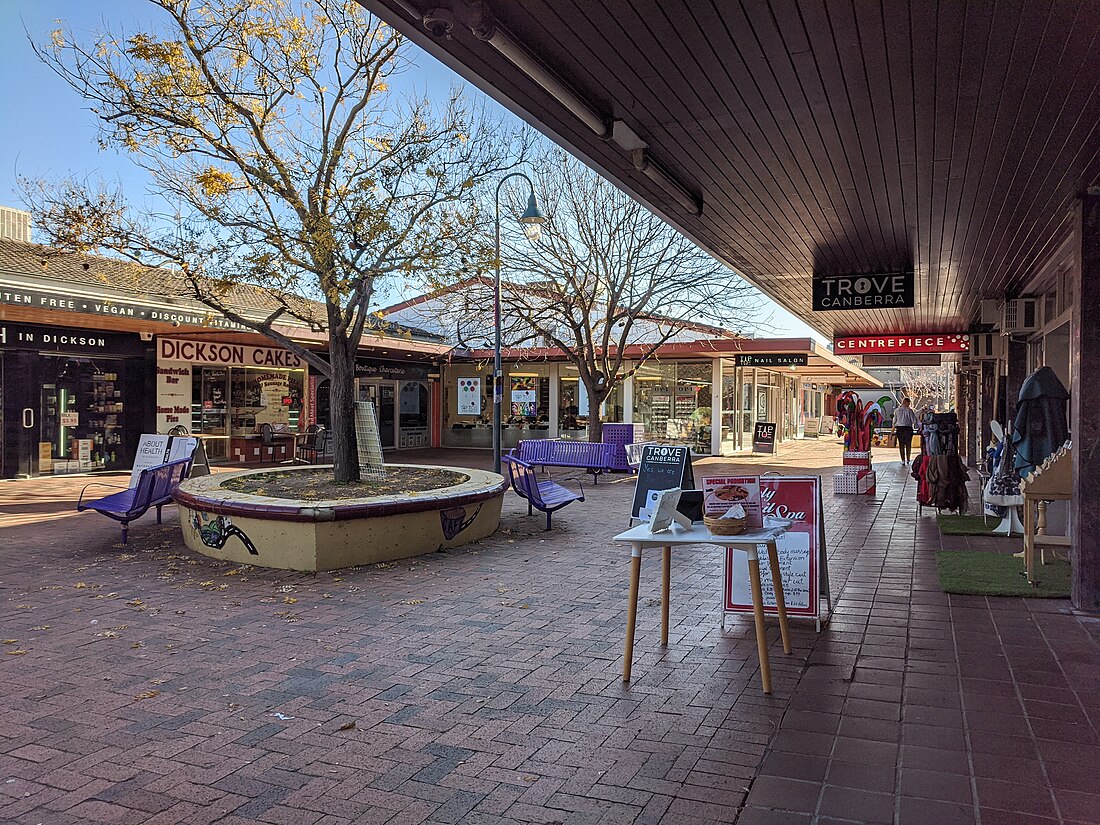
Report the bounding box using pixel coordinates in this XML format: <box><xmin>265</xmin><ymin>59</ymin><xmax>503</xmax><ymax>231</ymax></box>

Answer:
<box><xmin>0</xmin><ymin>239</ymin><xmax>445</xmax><ymax>343</ymax></box>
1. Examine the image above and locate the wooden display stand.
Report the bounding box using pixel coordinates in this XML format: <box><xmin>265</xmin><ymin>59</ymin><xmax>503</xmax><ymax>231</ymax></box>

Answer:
<box><xmin>1021</xmin><ymin>445</ymin><xmax>1072</xmax><ymax>585</ymax></box>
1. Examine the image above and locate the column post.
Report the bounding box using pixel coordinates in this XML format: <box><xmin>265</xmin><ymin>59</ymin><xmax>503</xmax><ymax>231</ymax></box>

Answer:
<box><xmin>711</xmin><ymin>358</ymin><xmax>723</xmax><ymax>455</ymax></box>
<box><xmin>1072</xmin><ymin>189</ymin><xmax>1100</xmax><ymax>610</ymax></box>
<box><xmin>548</xmin><ymin>362</ymin><xmax>560</xmax><ymax>437</ymax></box>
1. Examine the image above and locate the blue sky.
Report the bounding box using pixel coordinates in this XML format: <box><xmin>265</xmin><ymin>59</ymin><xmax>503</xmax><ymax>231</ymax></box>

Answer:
<box><xmin>0</xmin><ymin>0</ymin><xmax>820</xmax><ymax>341</ymax></box>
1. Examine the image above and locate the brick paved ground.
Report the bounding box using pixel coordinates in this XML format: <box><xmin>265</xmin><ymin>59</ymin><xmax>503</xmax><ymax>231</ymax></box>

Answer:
<box><xmin>1</xmin><ymin>441</ymin><xmax>1098</xmax><ymax>824</ymax></box>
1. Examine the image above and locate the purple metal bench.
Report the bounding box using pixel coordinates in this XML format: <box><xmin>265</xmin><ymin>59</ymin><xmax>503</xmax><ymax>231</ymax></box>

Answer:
<box><xmin>515</xmin><ymin>439</ymin><xmax>615</xmax><ymax>481</ymax></box>
<box><xmin>77</xmin><ymin>458</ymin><xmax>193</xmax><ymax>544</ymax></box>
<box><xmin>502</xmin><ymin>455</ymin><xmax>585</xmax><ymax>530</ymax></box>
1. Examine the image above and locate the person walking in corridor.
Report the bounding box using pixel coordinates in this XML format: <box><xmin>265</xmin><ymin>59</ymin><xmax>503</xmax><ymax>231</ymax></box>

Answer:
<box><xmin>893</xmin><ymin>397</ymin><xmax>920</xmax><ymax>465</ymax></box>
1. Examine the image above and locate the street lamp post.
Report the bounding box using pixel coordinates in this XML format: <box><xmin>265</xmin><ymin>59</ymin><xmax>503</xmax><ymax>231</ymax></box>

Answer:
<box><xmin>493</xmin><ymin>173</ymin><xmax>546</xmax><ymax>475</ymax></box>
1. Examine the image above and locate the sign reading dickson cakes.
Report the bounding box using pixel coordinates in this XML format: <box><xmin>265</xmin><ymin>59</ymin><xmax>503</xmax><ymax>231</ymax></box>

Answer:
<box><xmin>158</xmin><ymin>337</ymin><xmax>304</xmax><ymax>368</ymax></box>
<box><xmin>834</xmin><ymin>334</ymin><xmax>969</xmax><ymax>354</ymax></box>
<box><xmin>813</xmin><ymin>272</ymin><xmax>914</xmax><ymax>310</ymax></box>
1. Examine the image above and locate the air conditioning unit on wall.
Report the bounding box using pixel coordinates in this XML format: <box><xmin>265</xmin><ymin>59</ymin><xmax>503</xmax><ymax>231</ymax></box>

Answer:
<box><xmin>969</xmin><ymin>333</ymin><xmax>1003</xmax><ymax>360</ymax></box>
<box><xmin>1002</xmin><ymin>298</ymin><xmax>1040</xmax><ymax>334</ymax></box>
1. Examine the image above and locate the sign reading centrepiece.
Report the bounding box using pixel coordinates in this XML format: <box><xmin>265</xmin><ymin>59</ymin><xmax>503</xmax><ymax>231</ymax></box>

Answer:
<box><xmin>158</xmin><ymin>337</ymin><xmax>304</xmax><ymax>368</ymax></box>
<box><xmin>834</xmin><ymin>334</ymin><xmax>969</xmax><ymax>354</ymax></box>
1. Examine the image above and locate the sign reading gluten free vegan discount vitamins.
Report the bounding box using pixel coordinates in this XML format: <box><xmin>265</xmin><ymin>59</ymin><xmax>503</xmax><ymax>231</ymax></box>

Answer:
<box><xmin>723</xmin><ymin>475</ymin><xmax>831</xmax><ymax>629</ymax></box>
<box><xmin>631</xmin><ymin>444</ymin><xmax>695</xmax><ymax>520</ymax></box>
<box><xmin>753</xmin><ymin>421</ymin><xmax>778</xmax><ymax>454</ymax></box>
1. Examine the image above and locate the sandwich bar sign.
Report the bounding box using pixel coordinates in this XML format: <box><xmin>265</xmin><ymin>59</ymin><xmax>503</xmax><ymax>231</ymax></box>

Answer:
<box><xmin>813</xmin><ymin>272</ymin><xmax>913</xmax><ymax>310</ymax></box>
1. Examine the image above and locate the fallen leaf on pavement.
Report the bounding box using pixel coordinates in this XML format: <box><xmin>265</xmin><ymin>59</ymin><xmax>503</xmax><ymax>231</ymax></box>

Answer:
<box><xmin>338</xmin><ymin>721</ymin><xmax>356</xmax><ymax>731</ymax></box>
<box><xmin>7</xmin><ymin>649</ymin><xmax>27</xmax><ymax>656</ymax></box>
<box><xmin>134</xmin><ymin>690</ymin><xmax>160</xmax><ymax>701</ymax></box>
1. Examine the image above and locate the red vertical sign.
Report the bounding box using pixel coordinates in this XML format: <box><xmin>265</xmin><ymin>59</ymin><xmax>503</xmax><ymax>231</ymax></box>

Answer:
<box><xmin>723</xmin><ymin>476</ymin><xmax>825</xmax><ymax>620</ymax></box>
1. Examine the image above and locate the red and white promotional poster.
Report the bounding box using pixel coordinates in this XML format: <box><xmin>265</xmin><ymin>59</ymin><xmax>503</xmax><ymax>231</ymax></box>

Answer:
<box><xmin>702</xmin><ymin>475</ymin><xmax>762</xmax><ymax>527</ymax></box>
<box><xmin>724</xmin><ymin>476</ymin><xmax>825</xmax><ymax>620</ymax></box>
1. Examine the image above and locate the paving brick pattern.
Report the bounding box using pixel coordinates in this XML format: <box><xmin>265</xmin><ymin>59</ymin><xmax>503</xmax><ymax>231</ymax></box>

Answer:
<box><xmin>1</xmin><ymin>442</ymin><xmax>1098</xmax><ymax>824</ymax></box>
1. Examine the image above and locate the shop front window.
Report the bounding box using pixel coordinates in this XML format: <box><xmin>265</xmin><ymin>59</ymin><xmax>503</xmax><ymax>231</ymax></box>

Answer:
<box><xmin>633</xmin><ymin>361</ymin><xmax>712</xmax><ymax>453</ymax></box>
<box><xmin>191</xmin><ymin>366</ymin><xmax>304</xmax><ymax>460</ymax></box>
<box><xmin>399</xmin><ymin>381</ymin><xmax>430</xmax><ymax>448</ymax></box>
<box><xmin>39</xmin><ymin>356</ymin><xmax>133</xmax><ymax>471</ymax></box>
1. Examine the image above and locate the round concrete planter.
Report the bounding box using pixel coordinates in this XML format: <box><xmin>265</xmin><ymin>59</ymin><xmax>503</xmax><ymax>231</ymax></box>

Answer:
<box><xmin>173</xmin><ymin>464</ymin><xmax>506</xmax><ymax>571</ymax></box>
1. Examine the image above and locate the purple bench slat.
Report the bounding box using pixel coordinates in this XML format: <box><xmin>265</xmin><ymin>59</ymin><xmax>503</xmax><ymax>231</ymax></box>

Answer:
<box><xmin>502</xmin><ymin>455</ymin><xmax>584</xmax><ymax>530</ymax></box>
<box><xmin>515</xmin><ymin>439</ymin><xmax>615</xmax><ymax>480</ymax></box>
<box><xmin>77</xmin><ymin>458</ymin><xmax>192</xmax><ymax>544</ymax></box>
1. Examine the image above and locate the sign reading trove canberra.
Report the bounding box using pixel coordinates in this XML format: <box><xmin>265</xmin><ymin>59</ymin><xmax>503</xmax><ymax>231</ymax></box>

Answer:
<box><xmin>813</xmin><ymin>271</ymin><xmax>914</xmax><ymax>310</ymax></box>
<box><xmin>158</xmin><ymin>338</ymin><xmax>304</xmax><ymax>368</ymax></box>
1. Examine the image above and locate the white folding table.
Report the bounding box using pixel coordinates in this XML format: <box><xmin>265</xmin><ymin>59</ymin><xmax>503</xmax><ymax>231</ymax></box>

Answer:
<box><xmin>613</xmin><ymin>522</ymin><xmax>792</xmax><ymax>693</ymax></box>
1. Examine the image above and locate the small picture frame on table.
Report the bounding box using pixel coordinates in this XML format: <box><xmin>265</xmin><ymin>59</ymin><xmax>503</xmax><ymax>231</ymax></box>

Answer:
<box><xmin>647</xmin><ymin>488</ymin><xmax>692</xmax><ymax>533</ymax></box>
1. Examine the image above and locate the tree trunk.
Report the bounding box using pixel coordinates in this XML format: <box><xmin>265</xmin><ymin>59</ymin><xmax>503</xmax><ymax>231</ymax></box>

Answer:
<box><xmin>582</xmin><ymin>378</ymin><xmax>612</xmax><ymax>443</ymax></box>
<box><xmin>328</xmin><ymin>338</ymin><xmax>361</xmax><ymax>483</ymax></box>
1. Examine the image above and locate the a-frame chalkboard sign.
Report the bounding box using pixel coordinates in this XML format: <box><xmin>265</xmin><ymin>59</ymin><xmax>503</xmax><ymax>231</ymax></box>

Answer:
<box><xmin>630</xmin><ymin>445</ymin><xmax>695</xmax><ymax>521</ymax></box>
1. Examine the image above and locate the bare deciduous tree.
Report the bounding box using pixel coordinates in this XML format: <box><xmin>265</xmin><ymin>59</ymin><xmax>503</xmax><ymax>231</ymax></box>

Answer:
<box><xmin>900</xmin><ymin>364</ymin><xmax>954</xmax><ymax>412</ymax></box>
<box><xmin>22</xmin><ymin>0</ymin><xmax>525</xmax><ymax>481</ymax></box>
<box><xmin>422</xmin><ymin>149</ymin><xmax>764</xmax><ymax>440</ymax></box>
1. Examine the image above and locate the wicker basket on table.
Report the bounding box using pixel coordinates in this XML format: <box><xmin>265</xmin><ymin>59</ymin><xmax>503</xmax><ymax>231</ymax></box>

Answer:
<box><xmin>703</xmin><ymin>515</ymin><xmax>746</xmax><ymax>536</ymax></box>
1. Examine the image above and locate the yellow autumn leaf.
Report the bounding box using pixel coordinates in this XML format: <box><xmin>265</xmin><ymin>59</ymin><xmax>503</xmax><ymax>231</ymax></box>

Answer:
<box><xmin>2</xmin><ymin>639</ymin><xmax>17</xmax><ymax>645</ymax></box>
<box><xmin>134</xmin><ymin>690</ymin><xmax>160</xmax><ymax>701</ymax></box>
<box><xmin>74</xmin><ymin>582</ymin><xmax>87</xmax><ymax>589</ymax></box>
<box><xmin>283</xmin><ymin>596</ymin><xmax>298</xmax><ymax>604</ymax></box>
<box><xmin>7</xmin><ymin>649</ymin><xmax>27</xmax><ymax>656</ymax></box>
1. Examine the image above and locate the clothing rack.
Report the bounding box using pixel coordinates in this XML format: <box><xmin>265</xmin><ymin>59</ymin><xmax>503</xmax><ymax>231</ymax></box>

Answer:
<box><xmin>911</xmin><ymin>411</ymin><xmax>969</xmax><ymax>514</ymax></box>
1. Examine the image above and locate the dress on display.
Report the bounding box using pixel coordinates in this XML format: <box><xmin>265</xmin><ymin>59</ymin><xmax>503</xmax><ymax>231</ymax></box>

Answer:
<box><xmin>986</xmin><ymin>427</ymin><xmax>1024</xmax><ymax>507</ymax></box>
<box><xmin>912</xmin><ymin>411</ymin><xmax>969</xmax><ymax>512</ymax></box>
<box><xmin>1012</xmin><ymin>366</ymin><xmax>1070</xmax><ymax>478</ymax></box>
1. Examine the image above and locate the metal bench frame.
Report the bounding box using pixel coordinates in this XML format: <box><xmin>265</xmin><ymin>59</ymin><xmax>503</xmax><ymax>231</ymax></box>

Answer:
<box><xmin>76</xmin><ymin>458</ymin><xmax>193</xmax><ymax>544</ymax></box>
<box><xmin>502</xmin><ymin>455</ymin><xmax>585</xmax><ymax>530</ymax></box>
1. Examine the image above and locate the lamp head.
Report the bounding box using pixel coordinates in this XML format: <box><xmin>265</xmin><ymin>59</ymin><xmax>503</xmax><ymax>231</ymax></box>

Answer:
<box><xmin>518</xmin><ymin>192</ymin><xmax>545</xmax><ymax>241</ymax></box>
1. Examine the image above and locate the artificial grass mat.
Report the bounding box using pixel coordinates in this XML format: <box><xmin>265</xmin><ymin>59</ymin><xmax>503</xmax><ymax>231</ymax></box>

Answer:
<box><xmin>937</xmin><ymin>514</ymin><xmax>1001</xmax><ymax>536</ymax></box>
<box><xmin>936</xmin><ymin>550</ymin><xmax>1070</xmax><ymax>598</ymax></box>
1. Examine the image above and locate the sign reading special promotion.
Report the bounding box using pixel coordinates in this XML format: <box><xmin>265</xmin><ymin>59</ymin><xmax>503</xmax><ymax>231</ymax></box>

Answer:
<box><xmin>724</xmin><ymin>475</ymin><xmax>831</xmax><ymax>628</ymax></box>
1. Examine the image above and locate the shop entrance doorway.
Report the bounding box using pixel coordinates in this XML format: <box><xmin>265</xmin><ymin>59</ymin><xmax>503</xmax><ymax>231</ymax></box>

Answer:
<box><xmin>356</xmin><ymin>380</ymin><xmax>396</xmax><ymax>449</ymax></box>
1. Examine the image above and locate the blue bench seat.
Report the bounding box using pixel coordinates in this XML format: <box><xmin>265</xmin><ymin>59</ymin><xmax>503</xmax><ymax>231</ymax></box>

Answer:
<box><xmin>502</xmin><ymin>455</ymin><xmax>584</xmax><ymax>530</ymax></box>
<box><xmin>77</xmin><ymin>458</ymin><xmax>193</xmax><ymax>544</ymax></box>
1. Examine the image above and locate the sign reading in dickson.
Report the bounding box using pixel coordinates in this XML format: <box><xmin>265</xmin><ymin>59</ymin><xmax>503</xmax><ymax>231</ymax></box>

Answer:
<box><xmin>834</xmin><ymin>334</ymin><xmax>969</xmax><ymax>354</ymax></box>
<box><xmin>813</xmin><ymin>272</ymin><xmax>914</xmax><ymax>310</ymax></box>
<box><xmin>735</xmin><ymin>353</ymin><xmax>808</xmax><ymax>368</ymax></box>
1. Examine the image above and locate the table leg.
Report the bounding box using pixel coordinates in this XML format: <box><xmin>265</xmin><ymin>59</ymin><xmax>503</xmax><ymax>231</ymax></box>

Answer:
<box><xmin>1025</xmin><ymin>499</ymin><xmax>1035</xmax><ymax>584</ymax></box>
<box><xmin>661</xmin><ymin>546</ymin><xmax>671</xmax><ymax>646</ymax></box>
<box><xmin>623</xmin><ymin>546</ymin><xmax>642</xmax><ymax>683</ymax></box>
<box><xmin>747</xmin><ymin>547</ymin><xmax>772</xmax><ymax>694</ymax></box>
<box><xmin>766</xmin><ymin>541</ymin><xmax>792</xmax><ymax>655</ymax></box>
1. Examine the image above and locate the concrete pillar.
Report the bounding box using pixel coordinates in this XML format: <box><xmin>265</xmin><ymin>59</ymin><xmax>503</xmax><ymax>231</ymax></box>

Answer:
<box><xmin>622</xmin><ymin>365</ymin><xmax>634</xmax><ymax>424</ymax></box>
<box><xmin>980</xmin><ymin>360</ymin><xmax>995</xmax><ymax>447</ymax></box>
<box><xmin>711</xmin><ymin>358</ymin><xmax>722</xmax><ymax>455</ymax></box>
<box><xmin>1072</xmin><ymin>190</ymin><xmax>1100</xmax><ymax>611</ymax></box>
<box><xmin>1005</xmin><ymin>338</ymin><xmax>1028</xmax><ymax>427</ymax></box>
<box><xmin>965</xmin><ymin>370</ymin><xmax>979</xmax><ymax>466</ymax></box>
<box><xmin>548</xmin><ymin>363</ymin><xmax>560</xmax><ymax>436</ymax></box>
